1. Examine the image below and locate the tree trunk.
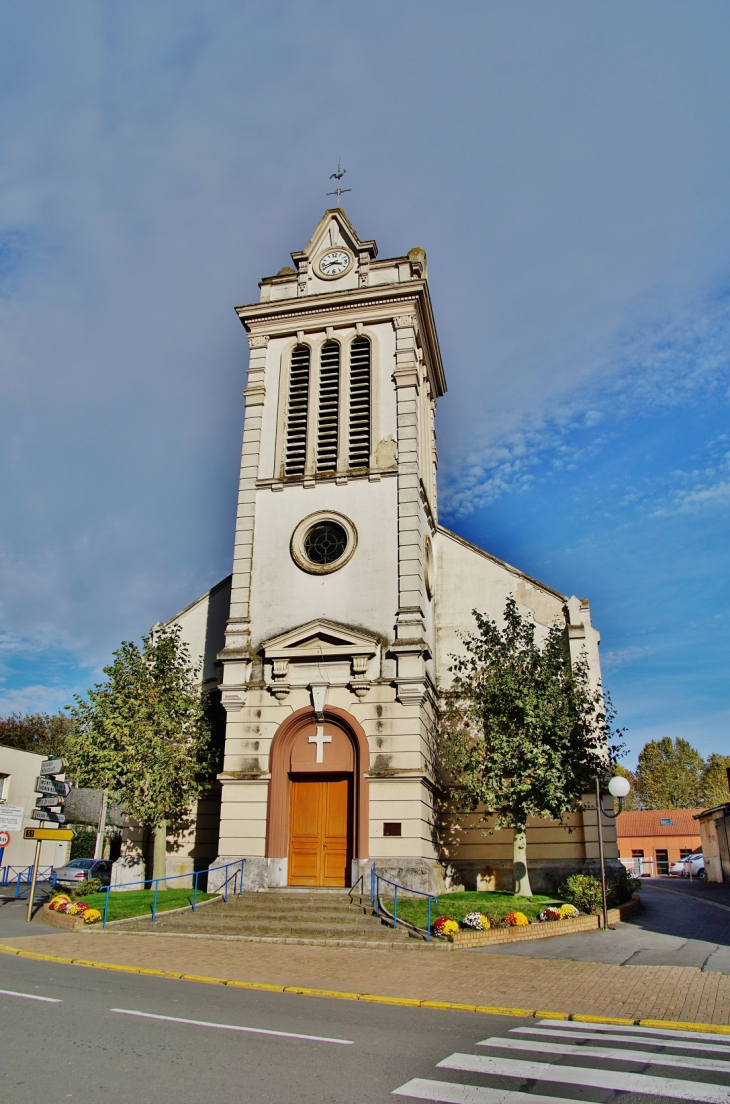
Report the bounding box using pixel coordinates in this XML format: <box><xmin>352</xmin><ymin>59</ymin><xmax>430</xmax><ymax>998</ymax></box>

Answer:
<box><xmin>152</xmin><ymin>820</ymin><xmax>167</xmax><ymax>889</ymax></box>
<box><xmin>513</xmin><ymin>826</ymin><xmax>533</xmax><ymax>897</ymax></box>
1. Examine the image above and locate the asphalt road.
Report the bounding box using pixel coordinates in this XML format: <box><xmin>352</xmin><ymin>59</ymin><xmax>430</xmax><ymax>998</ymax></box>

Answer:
<box><xmin>473</xmin><ymin>879</ymin><xmax>730</xmax><ymax>972</ymax></box>
<box><xmin>2</xmin><ymin>952</ymin><xmax>730</xmax><ymax>1104</ymax></box>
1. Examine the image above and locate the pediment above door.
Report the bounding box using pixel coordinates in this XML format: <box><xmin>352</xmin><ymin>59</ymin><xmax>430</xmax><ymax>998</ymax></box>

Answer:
<box><xmin>260</xmin><ymin>619</ymin><xmax>381</xmax><ymax>700</ymax></box>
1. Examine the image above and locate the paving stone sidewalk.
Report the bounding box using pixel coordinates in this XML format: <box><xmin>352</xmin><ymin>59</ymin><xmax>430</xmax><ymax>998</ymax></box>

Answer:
<box><xmin>2</xmin><ymin>929</ymin><xmax>730</xmax><ymax>1026</ymax></box>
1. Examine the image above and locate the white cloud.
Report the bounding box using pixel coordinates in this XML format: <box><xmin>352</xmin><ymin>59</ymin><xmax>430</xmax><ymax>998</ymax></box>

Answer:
<box><xmin>601</xmin><ymin>645</ymin><xmax>655</xmax><ymax>672</ymax></box>
<box><xmin>0</xmin><ymin>685</ymin><xmax>72</xmax><ymax>715</ymax></box>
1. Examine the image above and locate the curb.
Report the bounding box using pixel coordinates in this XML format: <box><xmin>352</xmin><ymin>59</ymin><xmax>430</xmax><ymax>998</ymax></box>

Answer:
<box><xmin>1</xmin><ymin>941</ymin><xmax>728</xmax><ymax>1034</ymax></box>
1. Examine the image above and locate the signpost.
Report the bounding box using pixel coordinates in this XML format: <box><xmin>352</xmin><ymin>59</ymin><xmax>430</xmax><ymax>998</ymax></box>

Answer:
<box><xmin>24</xmin><ymin>827</ymin><xmax>75</xmax><ymax>841</ymax></box>
<box><xmin>35</xmin><ymin>777</ymin><xmax>71</xmax><ymax>797</ymax></box>
<box><xmin>27</xmin><ymin>757</ymin><xmax>70</xmax><ymax>922</ymax></box>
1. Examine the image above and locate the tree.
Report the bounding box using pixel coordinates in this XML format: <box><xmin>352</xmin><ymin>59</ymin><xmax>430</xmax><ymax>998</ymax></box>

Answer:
<box><xmin>67</xmin><ymin>626</ymin><xmax>211</xmax><ymax>884</ymax></box>
<box><xmin>0</xmin><ymin>712</ymin><xmax>73</xmax><ymax>757</ymax></box>
<box><xmin>439</xmin><ymin>597</ymin><xmax>620</xmax><ymax>897</ymax></box>
<box><xmin>700</xmin><ymin>754</ymin><xmax>730</xmax><ymax>808</ymax></box>
<box><xmin>633</xmin><ymin>737</ymin><xmax>705</xmax><ymax>809</ymax></box>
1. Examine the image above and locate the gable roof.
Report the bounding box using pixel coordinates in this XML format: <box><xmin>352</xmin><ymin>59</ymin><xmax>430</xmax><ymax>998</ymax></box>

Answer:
<box><xmin>615</xmin><ymin>809</ymin><xmax>703</xmax><ymax>838</ymax></box>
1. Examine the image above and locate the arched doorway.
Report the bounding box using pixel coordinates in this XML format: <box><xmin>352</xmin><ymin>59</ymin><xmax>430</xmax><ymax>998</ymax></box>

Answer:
<box><xmin>266</xmin><ymin>707</ymin><xmax>369</xmax><ymax>888</ymax></box>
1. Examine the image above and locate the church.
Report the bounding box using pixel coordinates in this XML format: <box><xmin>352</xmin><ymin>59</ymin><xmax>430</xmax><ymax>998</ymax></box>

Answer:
<box><xmin>154</xmin><ymin>209</ymin><xmax>617</xmax><ymax>896</ymax></box>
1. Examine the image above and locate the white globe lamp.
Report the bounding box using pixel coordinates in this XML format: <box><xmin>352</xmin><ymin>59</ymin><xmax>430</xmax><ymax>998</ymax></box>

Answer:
<box><xmin>608</xmin><ymin>775</ymin><xmax>631</xmax><ymax>799</ymax></box>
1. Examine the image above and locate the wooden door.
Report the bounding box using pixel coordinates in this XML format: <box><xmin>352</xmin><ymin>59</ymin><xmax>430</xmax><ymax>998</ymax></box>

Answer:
<box><xmin>288</xmin><ymin>776</ymin><xmax>350</xmax><ymax>887</ymax></box>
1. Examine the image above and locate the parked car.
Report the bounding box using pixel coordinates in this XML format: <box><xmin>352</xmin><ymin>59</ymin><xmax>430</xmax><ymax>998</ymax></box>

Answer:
<box><xmin>681</xmin><ymin>854</ymin><xmax>706</xmax><ymax>879</ymax></box>
<box><xmin>53</xmin><ymin>858</ymin><xmax>114</xmax><ymax>888</ymax></box>
<box><xmin>669</xmin><ymin>857</ymin><xmax>688</xmax><ymax>876</ymax></box>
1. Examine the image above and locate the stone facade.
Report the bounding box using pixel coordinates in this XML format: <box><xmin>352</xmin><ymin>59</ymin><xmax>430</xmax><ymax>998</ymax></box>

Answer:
<box><xmin>161</xmin><ymin>209</ymin><xmax>617</xmax><ymax>893</ymax></box>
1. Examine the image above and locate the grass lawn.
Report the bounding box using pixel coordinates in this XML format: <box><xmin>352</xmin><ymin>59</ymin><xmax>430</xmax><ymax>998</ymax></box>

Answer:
<box><xmin>382</xmin><ymin>890</ymin><xmax>563</xmax><ymax>930</ymax></box>
<box><xmin>66</xmin><ymin>887</ymin><xmax>218</xmax><ymax>923</ymax></box>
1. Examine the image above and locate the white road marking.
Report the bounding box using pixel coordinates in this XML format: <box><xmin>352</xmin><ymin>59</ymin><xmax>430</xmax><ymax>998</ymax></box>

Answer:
<box><xmin>537</xmin><ymin>1018</ymin><xmax>730</xmax><ymax>1044</ymax></box>
<box><xmin>437</xmin><ymin>1052</ymin><xmax>730</xmax><ymax>1104</ymax></box>
<box><xmin>479</xmin><ymin>1035</ymin><xmax>730</xmax><ymax>1074</ymax></box>
<box><xmin>514</xmin><ymin>1024</ymin><xmax>730</xmax><ymax>1055</ymax></box>
<box><xmin>393</xmin><ymin>1079</ymin><xmax>580</xmax><ymax>1104</ymax></box>
<box><xmin>110</xmin><ymin>1007</ymin><xmax>353</xmax><ymax>1044</ymax></box>
<box><xmin>0</xmin><ymin>988</ymin><xmax>62</xmax><ymax>1003</ymax></box>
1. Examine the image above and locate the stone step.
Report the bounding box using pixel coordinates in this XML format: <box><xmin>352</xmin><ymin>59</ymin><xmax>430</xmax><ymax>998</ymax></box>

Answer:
<box><xmin>224</xmin><ymin>900</ymin><xmax>369</xmax><ymax>919</ymax></box>
<box><xmin>173</xmin><ymin>918</ymin><xmax>400</xmax><ymax>937</ymax></box>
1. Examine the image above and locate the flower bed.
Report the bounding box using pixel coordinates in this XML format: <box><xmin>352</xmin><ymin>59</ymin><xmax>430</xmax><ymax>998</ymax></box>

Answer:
<box><xmin>48</xmin><ymin>894</ymin><xmax>101</xmax><ymax>924</ymax></box>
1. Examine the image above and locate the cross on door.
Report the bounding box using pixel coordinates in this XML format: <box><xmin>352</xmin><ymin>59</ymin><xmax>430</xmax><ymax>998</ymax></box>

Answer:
<box><xmin>308</xmin><ymin>726</ymin><xmax>332</xmax><ymax>764</ymax></box>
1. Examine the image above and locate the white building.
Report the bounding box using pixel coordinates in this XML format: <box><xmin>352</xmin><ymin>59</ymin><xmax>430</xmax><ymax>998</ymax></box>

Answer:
<box><xmin>0</xmin><ymin>745</ymin><xmax>71</xmax><ymax>870</ymax></box>
<box><xmin>163</xmin><ymin>209</ymin><xmax>617</xmax><ymax>894</ymax></box>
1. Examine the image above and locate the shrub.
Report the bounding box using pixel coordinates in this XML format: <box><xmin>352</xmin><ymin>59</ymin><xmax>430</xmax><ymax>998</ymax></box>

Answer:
<box><xmin>539</xmin><ymin>907</ymin><xmax>561</xmax><ymax>922</ymax></box>
<box><xmin>504</xmin><ymin>911</ymin><xmax>529</xmax><ymax>926</ymax></box>
<box><xmin>560</xmin><ymin>870</ymin><xmax>641</xmax><ymax>914</ymax></box>
<box><xmin>607</xmin><ymin>867</ymin><xmax>641</xmax><ymax>907</ymax></box>
<box><xmin>557</xmin><ymin>903</ymin><xmax>580</xmax><ymax>919</ymax></box>
<box><xmin>83</xmin><ymin>908</ymin><xmax>102</xmax><ymax>924</ymax></box>
<box><xmin>75</xmin><ymin>877</ymin><xmax>103</xmax><ymax>897</ymax></box>
<box><xmin>559</xmin><ymin>874</ymin><xmax>603</xmax><ymax>915</ymax></box>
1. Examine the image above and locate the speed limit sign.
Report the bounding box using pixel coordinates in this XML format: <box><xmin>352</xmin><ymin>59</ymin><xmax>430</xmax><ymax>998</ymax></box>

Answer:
<box><xmin>0</xmin><ymin>830</ymin><xmax>10</xmax><ymax>847</ymax></box>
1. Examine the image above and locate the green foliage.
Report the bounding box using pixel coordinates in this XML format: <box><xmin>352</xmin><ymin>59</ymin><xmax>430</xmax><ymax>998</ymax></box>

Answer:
<box><xmin>559</xmin><ymin>869</ymin><xmax>640</xmax><ymax>914</ymax></box>
<box><xmin>67</xmin><ymin>625</ymin><xmax>211</xmax><ymax>831</ymax></box>
<box><xmin>440</xmin><ymin>598</ymin><xmax>621</xmax><ymax>836</ymax></box>
<box><xmin>70</xmin><ymin>828</ymin><xmax>97</xmax><ymax>860</ymax></box>
<box><xmin>0</xmin><ymin>711</ymin><xmax>73</xmax><ymax>757</ymax></box>
<box><xmin>78</xmin><ymin>887</ymin><xmax>217</xmax><ymax>923</ymax></box>
<box><xmin>559</xmin><ymin>874</ymin><xmax>603</xmax><ymax>915</ymax></box>
<box><xmin>607</xmin><ymin>866</ymin><xmax>641</xmax><ymax>907</ymax></box>
<box><xmin>383</xmin><ymin>891</ymin><xmax>557</xmax><ymax>930</ymax></box>
<box><xmin>634</xmin><ymin>737</ymin><xmax>706</xmax><ymax>809</ymax></box>
<box><xmin>69</xmin><ymin>877</ymin><xmax>102</xmax><ymax>899</ymax></box>
<box><xmin>700</xmin><ymin>754</ymin><xmax>730</xmax><ymax>808</ymax></box>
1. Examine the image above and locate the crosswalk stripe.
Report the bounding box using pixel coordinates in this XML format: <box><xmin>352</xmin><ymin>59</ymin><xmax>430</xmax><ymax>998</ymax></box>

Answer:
<box><xmin>479</xmin><ymin>1036</ymin><xmax>730</xmax><ymax>1074</ymax></box>
<box><xmin>393</xmin><ymin>1078</ymin><xmax>588</xmax><ymax>1104</ymax></box>
<box><xmin>437</xmin><ymin>1052</ymin><xmax>730</xmax><ymax>1103</ymax></box>
<box><xmin>538</xmin><ymin>1018</ymin><xmax>730</xmax><ymax>1044</ymax></box>
<box><xmin>514</xmin><ymin>1025</ymin><xmax>730</xmax><ymax>1056</ymax></box>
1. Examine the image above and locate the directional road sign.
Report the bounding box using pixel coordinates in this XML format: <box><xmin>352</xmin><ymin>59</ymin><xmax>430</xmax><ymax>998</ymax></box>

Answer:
<box><xmin>24</xmin><ymin>827</ymin><xmax>74</xmax><ymax>842</ymax></box>
<box><xmin>35</xmin><ymin>795</ymin><xmax>64</xmax><ymax>808</ymax></box>
<box><xmin>35</xmin><ymin>776</ymin><xmax>71</xmax><ymax>797</ymax></box>
<box><xmin>31</xmin><ymin>808</ymin><xmax>67</xmax><ymax>824</ymax></box>
<box><xmin>39</xmin><ymin>757</ymin><xmax>67</xmax><ymax>777</ymax></box>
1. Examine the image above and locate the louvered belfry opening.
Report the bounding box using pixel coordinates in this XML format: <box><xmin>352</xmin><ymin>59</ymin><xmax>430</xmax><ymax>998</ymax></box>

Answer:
<box><xmin>285</xmin><ymin>344</ymin><xmax>310</xmax><ymax>477</ymax></box>
<box><xmin>349</xmin><ymin>337</ymin><xmax>371</xmax><ymax>469</ymax></box>
<box><xmin>317</xmin><ymin>342</ymin><xmax>340</xmax><ymax>472</ymax></box>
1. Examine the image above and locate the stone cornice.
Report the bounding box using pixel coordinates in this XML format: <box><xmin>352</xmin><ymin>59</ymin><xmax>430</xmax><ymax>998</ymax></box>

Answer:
<box><xmin>235</xmin><ymin>280</ymin><xmax>446</xmax><ymax>398</ymax></box>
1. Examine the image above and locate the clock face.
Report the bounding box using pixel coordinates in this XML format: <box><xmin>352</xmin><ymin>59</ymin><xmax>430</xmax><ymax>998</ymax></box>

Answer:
<box><xmin>319</xmin><ymin>249</ymin><xmax>351</xmax><ymax>277</ymax></box>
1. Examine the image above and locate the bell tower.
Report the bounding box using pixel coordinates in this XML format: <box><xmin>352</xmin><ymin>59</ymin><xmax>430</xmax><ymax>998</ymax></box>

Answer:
<box><xmin>214</xmin><ymin>209</ymin><xmax>448</xmax><ymax>890</ymax></box>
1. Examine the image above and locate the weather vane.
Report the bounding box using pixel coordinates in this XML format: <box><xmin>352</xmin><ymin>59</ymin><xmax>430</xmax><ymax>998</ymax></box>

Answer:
<box><xmin>327</xmin><ymin>158</ymin><xmax>351</xmax><ymax>206</ymax></box>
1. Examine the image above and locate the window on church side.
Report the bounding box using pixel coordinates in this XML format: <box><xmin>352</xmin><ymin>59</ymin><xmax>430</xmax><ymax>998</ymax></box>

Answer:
<box><xmin>349</xmin><ymin>336</ymin><xmax>371</xmax><ymax>469</ymax></box>
<box><xmin>317</xmin><ymin>342</ymin><xmax>340</xmax><ymax>472</ymax></box>
<box><xmin>285</xmin><ymin>344</ymin><xmax>310</xmax><ymax>477</ymax></box>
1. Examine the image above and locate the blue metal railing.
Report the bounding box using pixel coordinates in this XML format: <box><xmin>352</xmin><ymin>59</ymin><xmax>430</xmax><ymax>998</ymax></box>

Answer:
<box><xmin>0</xmin><ymin>866</ymin><xmax>56</xmax><ymax>897</ymax></box>
<box><xmin>370</xmin><ymin>864</ymin><xmax>439</xmax><ymax>943</ymax></box>
<box><xmin>101</xmin><ymin>858</ymin><xmax>245</xmax><ymax>929</ymax></box>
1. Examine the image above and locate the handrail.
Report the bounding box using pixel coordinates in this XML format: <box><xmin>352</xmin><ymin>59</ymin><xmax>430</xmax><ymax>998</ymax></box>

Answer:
<box><xmin>370</xmin><ymin>864</ymin><xmax>439</xmax><ymax>943</ymax></box>
<box><xmin>348</xmin><ymin>871</ymin><xmax>366</xmax><ymax>906</ymax></box>
<box><xmin>101</xmin><ymin>859</ymin><xmax>245</xmax><ymax>930</ymax></box>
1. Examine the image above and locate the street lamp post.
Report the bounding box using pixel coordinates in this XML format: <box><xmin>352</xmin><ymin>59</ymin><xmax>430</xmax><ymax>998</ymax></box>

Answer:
<box><xmin>595</xmin><ymin>774</ymin><xmax>631</xmax><ymax>931</ymax></box>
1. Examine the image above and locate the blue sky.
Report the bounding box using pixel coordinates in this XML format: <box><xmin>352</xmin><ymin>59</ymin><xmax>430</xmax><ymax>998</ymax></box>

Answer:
<box><xmin>1</xmin><ymin>2</ymin><xmax>729</xmax><ymax>767</ymax></box>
